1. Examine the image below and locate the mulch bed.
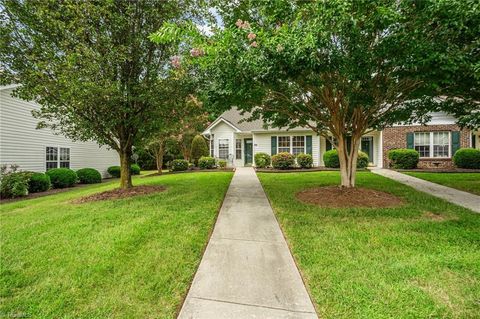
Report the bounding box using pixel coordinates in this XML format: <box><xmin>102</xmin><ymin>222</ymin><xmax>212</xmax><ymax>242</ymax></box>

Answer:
<box><xmin>396</xmin><ymin>168</ymin><xmax>480</xmax><ymax>173</ymax></box>
<box><xmin>256</xmin><ymin>167</ymin><xmax>368</xmax><ymax>173</ymax></box>
<box><xmin>296</xmin><ymin>186</ymin><xmax>404</xmax><ymax>208</ymax></box>
<box><xmin>73</xmin><ymin>185</ymin><xmax>166</xmax><ymax>203</ymax></box>
<box><xmin>142</xmin><ymin>168</ymin><xmax>234</xmax><ymax>178</ymax></box>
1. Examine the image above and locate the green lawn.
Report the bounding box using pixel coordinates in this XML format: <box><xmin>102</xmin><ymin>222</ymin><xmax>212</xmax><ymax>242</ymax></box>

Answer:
<box><xmin>404</xmin><ymin>172</ymin><xmax>480</xmax><ymax>195</ymax></box>
<box><xmin>1</xmin><ymin>172</ymin><xmax>233</xmax><ymax>319</ymax></box>
<box><xmin>258</xmin><ymin>171</ymin><xmax>480</xmax><ymax>319</ymax></box>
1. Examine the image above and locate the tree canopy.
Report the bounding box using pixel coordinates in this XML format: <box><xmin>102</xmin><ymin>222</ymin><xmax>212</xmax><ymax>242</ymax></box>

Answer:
<box><xmin>1</xmin><ymin>0</ymin><xmax>206</xmax><ymax>188</ymax></box>
<box><xmin>152</xmin><ymin>0</ymin><xmax>479</xmax><ymax>187</ymax></box>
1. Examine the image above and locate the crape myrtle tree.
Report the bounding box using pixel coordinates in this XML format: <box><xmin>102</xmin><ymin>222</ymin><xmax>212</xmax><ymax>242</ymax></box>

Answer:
<box><xmin>0</xmin><ymin>0</ymin><xmax>206</xmax><ymax>189</ymax></box>
<box><xmin>152</xmin><ymin>0</ymin><xmax>479</xmax><ymax>187</ymax></box>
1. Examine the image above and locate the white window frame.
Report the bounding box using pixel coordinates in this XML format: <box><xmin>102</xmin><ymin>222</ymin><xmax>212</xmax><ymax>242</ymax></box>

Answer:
<box><xmin>235</xmin><ymin>139</ymin><xmax>242</xmax><ymax>159</ymax></box>
<box><xmin>414</xmin><ymin>132</ymin><xmax>451</xmax><ymax>158</ymax></box>
<box><xmin>277</xmin><ymin>135</ymin><xmax>306</xmax><ymax>154</ymax></box>
<box><xmin>218</xmin><ymin>139</ymin><xmax>229</xmax><ymax>160</ymax></box>
<box><xmin>45</xmin><ymin>146</ymin><xmax>71</xmax><ymax>171</ymax></box>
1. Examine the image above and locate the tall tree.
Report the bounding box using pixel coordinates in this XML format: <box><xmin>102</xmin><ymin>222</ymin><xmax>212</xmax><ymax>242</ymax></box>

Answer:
<box><xmin>152</xmin><ymin>0</ymin><xmax>479</xmax><ymax>187</ymax></box>
<box><xmin>0</xmin><ymin>0</ymin><xmax>204</xmax><ymax>188</ymax></box>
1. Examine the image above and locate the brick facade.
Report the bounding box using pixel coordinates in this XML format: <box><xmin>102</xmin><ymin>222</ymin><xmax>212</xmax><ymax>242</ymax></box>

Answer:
<box><xmin>382</xmin><ymin>124</ymin><xmax>471</xmax><ymax>169</ymax></box>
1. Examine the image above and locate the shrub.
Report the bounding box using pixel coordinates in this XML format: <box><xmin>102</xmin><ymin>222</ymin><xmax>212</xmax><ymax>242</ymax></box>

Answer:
<box><xmin>0</xmin><ymin>172</ymin><xmax>29</xmax><ymax>198</ymax></box>
<box><xmin>46</xmin><ymin>168</ymin><xmax>77</xmax><ymax>188</ymax></box>
<box><xmin>191</xmin><ymin>135</ymin><xmax>209</xmax><ymax>166</ymax></box>
<box><xmin>296</xmin><ymin>153</ymin><xmax>313</xmax><ymax>168</ymax></box>
<box><xmin>76</xmin><ymin>168</ymin><xmax>102</xmax><ymax>184</ymax></box>
<box><xmin>28</xmin><ymin>172</ymin><xmax>51</xmax><ymax>192</ymax></box>
<box><xmin>198</xmin><ymin>156</ymin><xmax>216</xmax><ymax>169</ymax></box>
<box><xmin>254</xmin><ymin>152</ymin><xmax>271</xmax><ymax>168</ymax></box>
<box><xmin>357</xmin><ymin>151</ymin><xmax>369</xmax><ymax>168</ymax></box>
<box><xmin>171</xmin><ymin>159</ymin><xmax>189</xmax><ymax>171</ymax></box>
<box><xmin>272</xmin><ymin>152</ymin><xmax>295</xmax><ymax>169</ymax></box>
<box><xmin>453</xmin><ymin>148</ymin><xmax>480</xmax><ymax>169</ymax></box>
<box><xmin>217</xmin><ymin>159</ymin><xmax>227</xmax><ymax>168</ymax></box>
<box><xmin>388</xmin><ymin>149</ymin><xmax>419</xmax><ymax>169</ymax></box>
<box><xmin>130</xmin><ymin>164</ymin><xmax>141</xmax><ymax>175</ymax></box>
<box><xmin>107</xmin><ymin>166</ymin><xmax>121</xmax><ymax>178</ymax></box>
<box><xmin>323</xmin><ymin>149</ymin><xmax>340</xmax><ymax>168</ymax></box>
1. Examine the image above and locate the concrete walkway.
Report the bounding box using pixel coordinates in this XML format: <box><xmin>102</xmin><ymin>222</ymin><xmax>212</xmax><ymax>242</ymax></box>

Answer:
<box><xmin>370</xmin><ymin>168</ymin><xmax>480</xmax><ymax>213</ymax></box>
<box><xmin>179</xmin><ymin>167</ymin><xmax>317</xmax><ymax>319</ymax></box>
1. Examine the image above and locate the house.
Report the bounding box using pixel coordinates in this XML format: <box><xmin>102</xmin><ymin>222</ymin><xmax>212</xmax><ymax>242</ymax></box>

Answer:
<box><xmin>203</xmin><ymin>107</ymin><xmax>479</xmax><ymax>169</ymax></box>
<box><xmin>0</xmin><ymin>85</ymin><xmax>119</xmax><ymax>177</ymax></box>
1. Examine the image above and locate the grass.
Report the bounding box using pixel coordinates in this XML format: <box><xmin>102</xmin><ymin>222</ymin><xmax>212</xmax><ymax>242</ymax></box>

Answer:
<box><xmin>403</xmin><ymin>172</ymin><xmax>480</xmax><ymax>195</ymax></box>
<box><xmin>0</xmin><ymin>172</ymin><xmax>233</xmax><ymax>319</ymax></box>
<box><xmin>258</xmin><ymin>171</ymin><xmax>480</xmax><ymax>319</ymax></box>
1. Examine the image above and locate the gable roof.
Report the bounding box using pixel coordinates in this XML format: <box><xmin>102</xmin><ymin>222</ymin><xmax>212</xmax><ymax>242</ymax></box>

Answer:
<box><xmin>203</xmin><ymin>107</ymin><xmax>266</xmax><ymax>134</ymax></box>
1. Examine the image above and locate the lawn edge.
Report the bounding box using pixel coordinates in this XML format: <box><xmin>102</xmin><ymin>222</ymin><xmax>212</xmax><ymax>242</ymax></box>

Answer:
<box><xmin>255</xmin><ymin>171</ymin><xmax>320</xmax><ymax>317</ymax></box>
<box><xmin>174</xmin><ymin>172</ymin><xmax>234</xmax><ymax>318</ymax></box>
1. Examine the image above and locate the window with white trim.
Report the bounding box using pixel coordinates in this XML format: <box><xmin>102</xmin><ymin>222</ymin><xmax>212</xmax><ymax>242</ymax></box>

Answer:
<box><xmin>277</xmin><ymin>136</ymin><xmax>306</xmax><ymax>154</ymax></box>
<box><xmin>292</xmin><ymin>136</ymin><xmax>305</xmax><ymax>155</ymax></box>
<box><xmin>46</xmin><ymin>147</ymin><xmax>70</xmax><ymax>170</ymax></box>
<box><xmin>218</xmin><ymin>139</ymin><xmax>229</xmax><ymax>159</ymax></box>
<box><xmin>278</xmin><ymin>136</ymin><xmax>290</xmax><ymax>153</ymax></box>
<box><xmin>414</xmin><ymin>132</ymin><xmax>450</xmax><ymax>158</ymax></box>
<box><xmin>235</xmin><ymin>139</ymin><xmax>242</xmax><ymax>159</ymax></box>
<box><xmin>210</xmin><ymin>135</ymin><xmax>214</xmax><ymax>157</ymax></box>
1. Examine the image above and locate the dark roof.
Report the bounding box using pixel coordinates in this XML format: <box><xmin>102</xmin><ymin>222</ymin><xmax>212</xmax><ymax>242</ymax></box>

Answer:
<box><xmin>217</xmin><ymin>107</ymin><xmax>266</xmax><ymax>131</ymax></box>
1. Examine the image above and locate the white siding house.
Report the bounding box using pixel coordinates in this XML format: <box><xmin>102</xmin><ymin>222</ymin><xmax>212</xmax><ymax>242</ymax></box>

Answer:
<box><xmin>0</xmin><ymin>85</ymin><xmax>119</xmax><ymax>177</ymax></box>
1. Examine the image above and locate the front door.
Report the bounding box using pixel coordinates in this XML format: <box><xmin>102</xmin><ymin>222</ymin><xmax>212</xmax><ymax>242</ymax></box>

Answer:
<box><xmin>361</xmin><ymin>137</ymin><xmax>373</xmax><ymax>163</ymax></box>
<box><xmin>244</xmin><ymin>138</ymin><xmax>253</xmax><ymax>166</ymax></box>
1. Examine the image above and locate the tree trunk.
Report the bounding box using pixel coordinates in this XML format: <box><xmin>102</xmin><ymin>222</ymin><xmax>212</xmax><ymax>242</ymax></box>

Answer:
<box><xmin>336</xmin><ymin>135</ymin><xmax>361</xmax><ymax>188</ymax></box>
<box><xmin>119</xmin><ymin>145</ymin><xmax>133</xmax><ymax>189</ymax></box>
<box><xmin>155</xmin><ymin>141</ymin><xmax>164</xmax><ymax>174</ymax></box>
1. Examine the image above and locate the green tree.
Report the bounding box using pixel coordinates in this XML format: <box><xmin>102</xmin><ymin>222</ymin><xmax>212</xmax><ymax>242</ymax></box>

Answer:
<box><xmin>190</xmin><ymin>135</ymin><xmax>209</xmax><ymax>166</ymax></box>
<box><xmin>152</xmin><ymin>0</ymin><xmax>479</xmax><ymax>187</ymax></box>
<box><xmin>1</xmin><ymin>0</ymin><xmax>204</xmax><ymax>189</ymax></box>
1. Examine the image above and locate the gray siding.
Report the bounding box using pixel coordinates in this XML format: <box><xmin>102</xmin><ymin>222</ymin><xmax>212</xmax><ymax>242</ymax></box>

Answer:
<box><xmin>0</xmin><ymin>88</ymin><xmax>119</xmax><ymax>177</ymax></box>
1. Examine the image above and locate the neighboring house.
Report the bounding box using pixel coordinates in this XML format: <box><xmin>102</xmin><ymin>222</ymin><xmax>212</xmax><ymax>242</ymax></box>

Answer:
<box><xmin>0</xmin><ymin>85</ymin><xmax>119</xmax><ymax>177</ymax></box>
<box><xmin>203</xmin><ymin>107</ymin><xmax>479</xmax><ymax>169</ymax></box>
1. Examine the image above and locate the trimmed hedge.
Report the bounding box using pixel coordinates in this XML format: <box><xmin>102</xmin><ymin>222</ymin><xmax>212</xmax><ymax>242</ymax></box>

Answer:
<box><xmin>46</xmin><ymin>168</ymin><xmax>77</xmax><ymax>189</ymax></box>
<box><xmin>296</xmin><ymin>153</ymin><xmax>313</xmax><ymax>168</ymax></box>
<box><xmin>217</xmin><ymin>159</ymin><xmax>227</xmax><ymax>168</ymax></box>
<box><xmin>28</xmin><ymin>172</ymin><xmax>51</xmax><ymax>192</ymax></box>
<box><xmin>323</xmin><ymin>149</ymin><xmax>370</xmax><ymax>168</ymax></box>
<box><xmin>323</xmin><ymin>150</ymin><xmax>340</xmax><ymax>168</ymax></box>
<box><xmin>130</xmin><ymin>164</ymin><xmax>141</xmax><ymax>175</ymax></box>
<box><xmin>272</xmin><ymin>152</ymin><xmax>295</xmax><ymax>169</ymax></box>
<box><xmin>76</xmin><ymin>168</ymin><xmax>102</xmax><ymax>184</ymax></box>
<box><xmin>0</xmin><ymin>172</ymin><xmax>29</xmax><ymax>198</ymax></box>
<box><xmin>198</xmin><ymin>156</ymin><xmax>216</xmax><ymax>169</ymax></box>
<box><xmin>388</xmin><ymin>149</ymin><xmax>419</xmax><ymax>169</ymax></box>
<box><xmin>171</xmin><ymin>159</ymin><xmax>189</xmax><ymax>171</ymax></box>
<box><xmin>357</xmin><ymin>151</ymin><xmax>370</xmax><ymax>168</ymax></box>
<box><xmin>107</xmin><ymin>166</ymin><xmax>121</xmax><ymax>178</ymax></box>
<box><xmin>254</xmin><ymin>152</ymin><xmax>271</xmax><ymax>168</ymax></box>
<box><xmin>453</xmin><ymin>148</ymin><xmax>480</xmax><ymax>169</ymax></box>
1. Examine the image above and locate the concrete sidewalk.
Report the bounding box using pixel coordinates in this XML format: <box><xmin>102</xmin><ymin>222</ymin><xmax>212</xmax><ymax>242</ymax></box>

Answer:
<box><xmin>370</xmin><ymin>168</ymin><xmax>480</xmax><ymax>213</ymax></box>
<box><xmin>179</xmin><ymin>167</ymin><xmax>317</xmax><ymax>319</ymax></box>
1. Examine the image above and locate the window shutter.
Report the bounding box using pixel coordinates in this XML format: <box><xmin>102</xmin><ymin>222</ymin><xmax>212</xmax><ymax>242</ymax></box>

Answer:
<box><xmin>472</xmin><ymin>134</ymin><xmax>476</xmax><ymax>149</ymax></box>
<box><xmin>271</xmin><ymin>136</ymin><xmax>277</xmax><ymax>155</ymax></box>
<box><xmin>406</xmin><ymin>132</ymin><xmax>414</xmax><ymax>149</ymax></box>
<box><xmin>451</xmin><ymin>131</ymin><xmax>460</xmax><ymax>155</ymax></box>
<box><xmin>326</xmin><ymin>138</ymin><xmax>332</xmax><ymax>151</ymax></box>
<box><xmin>306</xmin><ymin>136</ymin><xmax>312</xmax><ymax>155</ymax></box>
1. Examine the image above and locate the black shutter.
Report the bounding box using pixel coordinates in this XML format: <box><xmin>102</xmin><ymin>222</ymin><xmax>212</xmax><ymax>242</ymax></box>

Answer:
<box><xmin>406</xmin><ymin>132</ymin><xmax>414</xmax><ymax>149</ymax></box>
<box><xmin>306</xmin><ymin>136</ymin><xmax>312</xmax><ymax>155</ymax></box>
<box><xmin>271</xmin><ymin>136</ymin><xmax>277</xmax><ymax>155</ymax></box>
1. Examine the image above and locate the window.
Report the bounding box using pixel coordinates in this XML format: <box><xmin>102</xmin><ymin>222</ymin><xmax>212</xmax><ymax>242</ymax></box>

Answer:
<box><xmin>218</xmin><ymin>139</ymin><xmax>229</xmax><ymax>159</ymax></box>
<box><xmin>325</xmin><ymin>137</ymin><xmax>337</xmax><ymax>151</ymax></box>
<box><xmin>277</xmin><ymin>136</ymin><xmax>306</xmax><ymax>154</ymax></box>
<box><xmin>210</xmin><ymin>135</ymin><xmax>214</xmax><ymax>157</ymax></box>
<box><xmin>433</xmin><ymin>132</ymin><xmax>449</xmax><ymax>158</ymax></box>
<box><xmin>278</xmin><ymin>136</ymin><xmax>291</xmax><ymax>153</ymax></box>
<box><xmin>292</xmin><ymin>136</ymin><xmax>305</xmax><ymax>155</ymax></box>
<box><xmin>414</xmin><ymin>132</ymin><xmax>450</xmax><ymax>158</ymax></box>
<box><xmin>46</xmin><ymin>147</ymin><xmax>70</xmax><ymax>170</ymax></box>
<box><xmin>46</xmin><ymin>147</ymin><xmax>58</xmax><ymax>170</ymax></box>
<box><xmin>236</xmin><ymin>139</ymin><xmax>242</xmax><ymax>159</ymax></box>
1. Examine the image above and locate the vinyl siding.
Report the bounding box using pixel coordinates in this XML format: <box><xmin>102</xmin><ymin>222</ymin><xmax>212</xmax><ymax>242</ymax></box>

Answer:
<box><xmin>209</xmin><ymin>121</ymin><xmax>235</xmax><ymax>166</ymax></box>
<box><xmin>0</xmin><ymin>88</ymin><xmax>119</xmax><ymax>177</ymax></box>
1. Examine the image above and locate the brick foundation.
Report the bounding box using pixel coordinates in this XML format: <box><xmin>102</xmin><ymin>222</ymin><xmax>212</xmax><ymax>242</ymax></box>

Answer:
<box><xmin>382</xmin><ymin>125</ymin><xmax>471</xmax><ymax>169</ymax></box>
